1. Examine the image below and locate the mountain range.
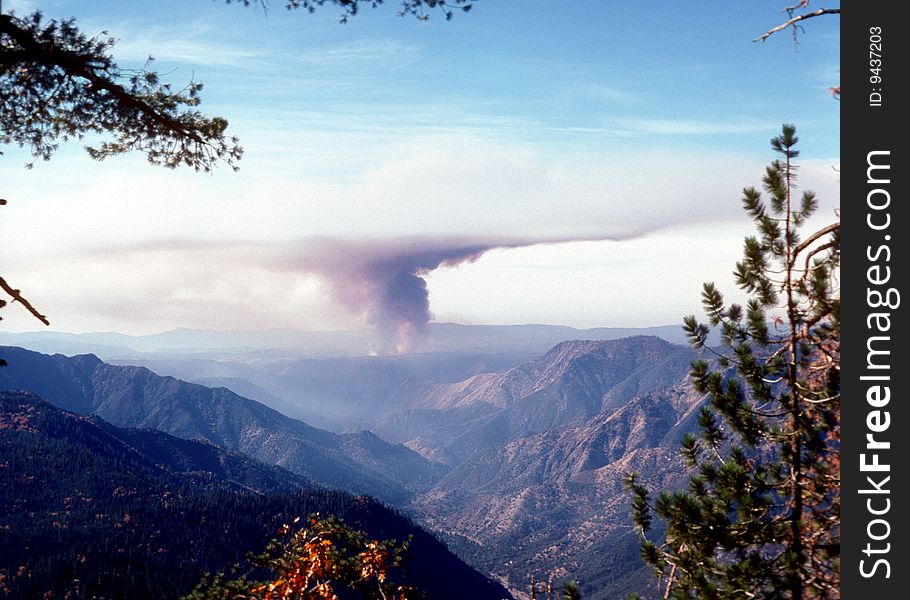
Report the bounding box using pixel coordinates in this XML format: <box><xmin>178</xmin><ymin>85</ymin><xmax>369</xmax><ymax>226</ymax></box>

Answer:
<box><xmin>0</xmin><ymin>346</ymin><xmax>442</xmax><ymax>504</ymax></box>
<box><xmin>1</xmin><ymin>334</ymin><xmax>706</xmax><ymax>599</ymax></box>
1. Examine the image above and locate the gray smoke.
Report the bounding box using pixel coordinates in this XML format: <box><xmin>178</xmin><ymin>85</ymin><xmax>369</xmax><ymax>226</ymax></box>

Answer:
<box><xmin>296</xmin><ymin>239</ymin><xmax>522</xmax><ymax>354</ymax></box>
<box><xmin>92</xmin><ymin>234</ymin><xmax>648</xmax><ymax>353</ymax></box>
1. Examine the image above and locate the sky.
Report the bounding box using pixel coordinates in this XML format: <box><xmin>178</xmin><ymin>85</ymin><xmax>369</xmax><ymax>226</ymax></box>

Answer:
<box><xmin>1</xmin><ymin>0</ymin><xmax>840</xmax><ymax>346</ymax></box>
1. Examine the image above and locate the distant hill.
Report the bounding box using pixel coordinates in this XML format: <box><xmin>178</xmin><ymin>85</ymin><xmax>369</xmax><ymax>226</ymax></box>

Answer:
<box><xmin>0</xmin><ymin>390</ymin><xmax>512</xmax><ymax>599</ymax></box>
<box><xmin>424</xmin><ymin>322</ymin><xmax>696</xmax><ymax>353</ymax></box>
<box><xmin>0</xmin><ymin>322</ymin><xmax>696</xmax><ymax>360</ymax></box>
<box><xmin>0</xmin><ymin>346</ymin><xmax>444</xmax><ymax>503</ymax></box>
<box><xmin>113</xmin><ymin>350</ymin><xmax>541</xmax><ymax>432</ymax></box>
<box><xmin>0</xmin><ymin>389</ymin><xmax>311</xmax><ymax>502</ymax></box>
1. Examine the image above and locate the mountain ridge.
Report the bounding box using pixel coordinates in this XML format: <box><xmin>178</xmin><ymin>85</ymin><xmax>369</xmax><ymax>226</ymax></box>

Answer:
<box><xmin>0</xmin><ymin>346</ymin><xmax>444</xmax><ymax>503</ymax></box>
<box><xmin>372</xmin><ymin>336</ymin><xmax>697</xmax><ymax>466</ymax></box>
<box><xmin>0</xmin><ymin>389</ymin><xmax>512</xmax><ymax>600</ymax></box>
<box><xmin>414</xmin><ymin>383</ymin><xmax>705</xmax><ymax>599</ymax></box>
<box><xmin>0</xmin><ymin>389</ymin><xmax>312</xmax><ymax>497</ymax></box>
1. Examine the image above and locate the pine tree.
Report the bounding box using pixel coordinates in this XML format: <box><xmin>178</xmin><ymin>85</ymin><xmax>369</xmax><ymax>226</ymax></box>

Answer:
<box><xmin>626</xmin><ymin>124</ymin><xmax>840</xmax><ymax>599</ymax></box>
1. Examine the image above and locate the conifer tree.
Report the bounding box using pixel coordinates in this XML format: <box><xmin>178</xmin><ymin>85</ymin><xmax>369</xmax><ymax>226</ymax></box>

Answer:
<box><xmin>626</xmin><ymin>124</ymin><xmax>840</xmax><ymax>599</ymax></box>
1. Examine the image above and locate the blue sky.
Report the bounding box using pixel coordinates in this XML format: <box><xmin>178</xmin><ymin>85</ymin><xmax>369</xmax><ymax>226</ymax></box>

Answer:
<box><xmin>1</xmin><ymin>0</ymin><xmax>840</xmax><ymax>341</ymax></box>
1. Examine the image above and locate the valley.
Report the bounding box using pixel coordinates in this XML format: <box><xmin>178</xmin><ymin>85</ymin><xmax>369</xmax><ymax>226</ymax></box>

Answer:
<box><xmin>0</xmin><ymin>328</ymin><xmax>706</xmax><ymax>599</ymax></box>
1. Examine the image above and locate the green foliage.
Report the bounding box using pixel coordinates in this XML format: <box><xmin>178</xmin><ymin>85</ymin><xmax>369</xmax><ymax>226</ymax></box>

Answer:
<box><xmin>562</xmin><ymin>579</ymin><xmax>583</xmax><ymax>600</ymax></box>
<box><xmin>184</xmin><ymin>514</ymin><xmax>417</xmax><ymax>599</ymax></box>
<box><xmin>626</xmin><ymin>125</ymin><xmax>840</xmax><ymax>599</ymax></box>
<box><xmin>0</xmin><ymin>11</ymin><xmax>242</xmax><ymax>171</ymax></box>
<box><xmin>0</xmin><ymin>391</ymin><xmax>353</xmax><ymax>598</ymax></box>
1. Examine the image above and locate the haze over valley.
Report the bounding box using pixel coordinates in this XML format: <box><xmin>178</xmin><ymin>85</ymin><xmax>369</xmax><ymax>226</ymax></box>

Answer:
<box><xmin>2</xmin><ymin>327</ymin><xmax>710</xmax><ymax>598</ymax></box>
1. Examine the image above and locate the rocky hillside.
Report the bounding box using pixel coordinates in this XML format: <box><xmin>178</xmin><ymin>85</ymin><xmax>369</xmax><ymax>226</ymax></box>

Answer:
<box><xmin>374</xmin><ymin>336</ymin><xmax>696</xmax><ymax>465</ymax></box>
<box><xmin>414</xmin><ymin>383</ymin><xmax>705</xmax><ymax>598</ymax></box>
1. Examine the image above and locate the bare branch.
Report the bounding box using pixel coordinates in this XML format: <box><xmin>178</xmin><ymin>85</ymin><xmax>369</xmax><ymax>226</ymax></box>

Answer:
<box><xmin>792</xmin><ymin>222</ymin><xmax>839</xmax><ymax>258</ymax></box>
<box><xmin>0</xmin><ymin>277</ymin><xmax>49</xmax><ymax>326</ymax></box>
<box><xmin>783</xmin><ymin>1</ymin><xmax>812</xmax><ymax>12</ymax></box>
<box><xmin>753</xmin><ymin>8</ymin><xmax>840</xmax><ymax>43</ymax></box>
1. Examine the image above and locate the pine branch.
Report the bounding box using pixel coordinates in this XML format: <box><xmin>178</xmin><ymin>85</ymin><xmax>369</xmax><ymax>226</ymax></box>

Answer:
<box><xmin>0</xmin><ymin>14</ymin><xmax>202</xmax><ymax>144</ymax></box>
<box><xmin>2</xmin><ymin>13</ymin><xmax>242</xmax><ymax>170</ymax></box>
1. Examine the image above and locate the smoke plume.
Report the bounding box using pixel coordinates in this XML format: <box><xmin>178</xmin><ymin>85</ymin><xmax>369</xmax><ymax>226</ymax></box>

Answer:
<box><xmin>294</xmin><ymin>238</ymin><xmax>531</xmax><ymax>354</ymax></box>
<box><xmin>80</xmin><ymin>234</ymin><xmax>649</xmax><ymax>352</ymax></box>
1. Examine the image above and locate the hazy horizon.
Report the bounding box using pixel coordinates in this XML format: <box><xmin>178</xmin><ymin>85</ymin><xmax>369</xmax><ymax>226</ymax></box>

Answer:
<box><xmin>2</xmin><ymin>319</ymin><xmax>688</xmax><ymax>335</ymax></box>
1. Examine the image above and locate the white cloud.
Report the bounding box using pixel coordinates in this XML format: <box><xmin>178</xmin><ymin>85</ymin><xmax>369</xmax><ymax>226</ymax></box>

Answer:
<box><xmin>4</xmin><ymin>133</ymin><xmax>821</xmax><ymax>249</ymax></box>
<box><xmin>1</xmin><ymin>220</ymin><xmax>804</xmax><ymax>334</ymax></box>
<box><xmin>0</xmin><ymin>242</ymin><xmax>356</xmax><ymax>333</ymax></box>
<box><xmin>617</xmin><ymin>118</ymin><xmax>771</xmax><ymax>136</ymax></box>
<box><xmin>108</xmin><ymin>22</ymin><xmax>266</xmax><ymax>68</ymax></box>
<box><xmin>1</xmin><ymin>127</ymin><xmax>839</xmax><ymax>335</ymax></box>
<box><xmin>425</xmin><ymin>230</ymin><xmax>749</xmax><ymax>328</ymax></box>
<box><xmin>296</xmin><ymin>38</ymin><xmax>420</xmax><ymax>67</ymax></box>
